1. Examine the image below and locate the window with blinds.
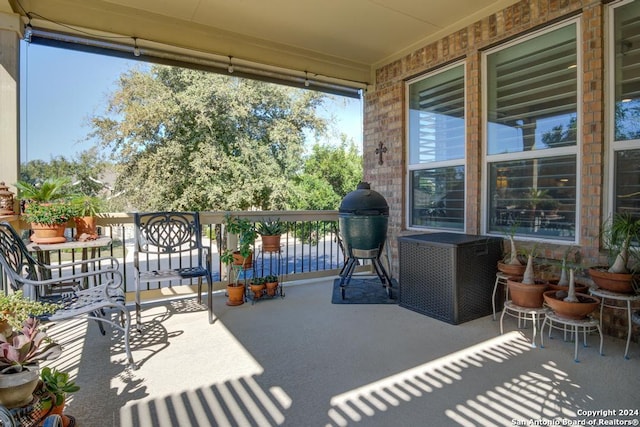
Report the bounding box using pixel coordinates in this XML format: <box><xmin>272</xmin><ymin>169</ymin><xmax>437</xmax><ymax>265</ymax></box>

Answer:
<box><xmin>485</xmin><ymin>22</ymin><xmax>578</xmax><ymax>241</ymax></box>
<box><xmin>612</xmin><ymin>1</ymin><xmax>640</xmax><ymax>223</ymax></box>
<box><xmin>407</xmin><ymin>64</ymin><xmax>465</xmax><ymax>230</ymax></box>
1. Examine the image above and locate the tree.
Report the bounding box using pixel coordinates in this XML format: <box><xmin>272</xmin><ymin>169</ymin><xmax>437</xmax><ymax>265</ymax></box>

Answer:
<box><xmin>20</xmin><ymin>148</ymin><xmax>108</xmax><ymax>198</ymax></box>
<box><xmin>301</xmin><ymin>137</ymin><xmax>363</xmax><ymax>201</ymax></box>
<box><xmin>289</xmin><ymin>138</ymin><xmax>363</xmax><ymax>243</ymax></box>
<box><xmin>88</xmin><ymin>65</ymin><xmax>328</xmax><ymax>211</ymax></box>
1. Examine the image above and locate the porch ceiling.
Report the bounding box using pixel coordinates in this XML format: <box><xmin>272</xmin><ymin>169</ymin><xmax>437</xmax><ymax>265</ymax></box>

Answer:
<box><xmin>6</xmin><ymin>0</ymin><xmax>519</xmax><ymax>87</ymax></box>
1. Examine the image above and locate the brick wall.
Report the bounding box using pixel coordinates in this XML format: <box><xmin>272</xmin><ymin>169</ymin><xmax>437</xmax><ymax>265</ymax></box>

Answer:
<box><xmin>364</xmin><ymin>0</ymin><xmax>640</xmax><ymax>341</ymax></box>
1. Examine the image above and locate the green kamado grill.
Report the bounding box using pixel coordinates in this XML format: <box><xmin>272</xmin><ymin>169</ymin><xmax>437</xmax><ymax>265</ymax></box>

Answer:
<box><xmin>338</xmin><ymin>182</ymin><xmax>392</xmax><ymax>299</ymax></box>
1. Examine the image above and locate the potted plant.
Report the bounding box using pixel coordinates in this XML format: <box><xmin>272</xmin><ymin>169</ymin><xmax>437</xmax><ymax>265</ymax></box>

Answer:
<box><xmin>588</xmin><ymin>212</ymin><xmax>640</xmax><ymax>294</ymax></box>
<box><xmin>71</xmin><ymin>193</ymin><xmax>104</xmax><ymax>239</ymax></box>
<box><xmin>14</xmin><ymin>178</ymin><xmax>74</xmax><ymax>204</ymax></box>
<box><xmin>15</xmin><ymin>177</ymin><xmax>77</xmax><ymax>244</ymax></box>
<box><xmin>256</xmin><ymin>218</ymin><xmax>287</xmax><ymax>252</ymax></box>
<box><xmin>221</xmin><ymin>214</ymin><xmax>258</xmax><ymax>306</ymax></box>
<box><xmin>22</xmin><ymin>201</ymin><xmax>76</xmax><ymax>244</ymax></box>
<box><xmin>507</xmin><ymin>243</ymin><xmax>548</xmax><ymax>308</ymax></box>
<box><xmin>249</xmin><ymin>276</ymin><xmax>266</xmax><ymax>299</ymax></box>
<box><xmin>543</xmin><ymin>266</ymin><xmax>600</xmax><ymax>320</ymax></box>
<box><xmin>497</xmin><ymin>223</ymin><xmax>526</xmax><ymax>276</ymax></box>
<box><xmin>546</xmin><ymin>246</ymin><xmax>588</xmax><ymax>294</ymax></box>
<box><xmin>264</xmin><ymin>274</ymin><xmax>279</xmax><ymax>297</ymax></box>
<box><xmin>39</xmin><ymin>366</ymin><xmax>80</xmax><ymax>427</ymax></box>
<box><xmin>222</xmin><ymin>214</ymin><xmax>258</xmax><ymax>269</ymax></box>
<box><xmin>0</xmin><ymin>318</ymin><xmax>62</xmax><ymax>409</ymax></box>
<box><xmin>0</xmin><ymin>290</ymin><xmax>62</xmax><ymax>332</ymax></box>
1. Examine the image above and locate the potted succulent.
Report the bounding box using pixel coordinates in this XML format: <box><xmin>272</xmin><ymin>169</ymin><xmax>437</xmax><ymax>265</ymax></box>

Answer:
<box><xmin>543</xmin><ymin>269</ymin><xmax>600</xmax><ymax>320</ymax></box>
<box><xmin>588</xmin><ymin>212</ymin><xmax>640</xmax><ymax>294</ymax></box>
<box><xmin>0</xmin><ymin>318</ymin><xmax>62</xmax><ymax>408</ymax></box>
<box><xmin>15</xmin><ymin>177</ymin><xmax>77</xmax><ymax>244</ymax></box>
<box><xmin>546</xmin><ymin>246</ymin><xmax>588</xmax><ymax>294</ymax></box>
<box><xmin>497</xmin><ymin>223</ymin><xmax>526</xmax><ymax>276</ymax></box>
<box><xmin>264</xmin><ymin>274</ymin><xmax>279</xmax><ymax>297</ymax></box>
<box><xmin>0</xmin><ymin>290</ymin><xmax>62</xmax><ymax>332</ymax></box>
<box><xmin>543</xmin><ymin>254</ymin><xmax>600</xmax><ymax>320</ymax></box>
<box><xmin>506</xmin><ymin>243</ymin><xmax>548</xmax><ymax>308</ymax></box>
<box><xmin>40</xmin><ymin>366</ymin><xmax>80</xmax><ymax>427</ymax></box>
<box><xmin>249</xmin><ymin>276</ymin><xmax>266</xmax><ymax>299</ymax></box>
<box><xmin>256</xmin><ymin>218</ymin><xmax>287</xmax><ymax>252</ymax></box>
<box><xmin>71</xmin><ymin>193</ymin><xmax>104</xmax><ymax>239</ymax></box>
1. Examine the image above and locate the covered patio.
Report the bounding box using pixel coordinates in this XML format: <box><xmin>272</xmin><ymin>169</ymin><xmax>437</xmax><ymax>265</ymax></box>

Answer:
<box><xmin>1</xmin><ymin>1</ymin><xmax>640</xmax><ymax>425</ymax></box>
<box><xmin>48</xmin><ymin>278</ymin><xmax>639</xmax><ymax>426</ymax></box>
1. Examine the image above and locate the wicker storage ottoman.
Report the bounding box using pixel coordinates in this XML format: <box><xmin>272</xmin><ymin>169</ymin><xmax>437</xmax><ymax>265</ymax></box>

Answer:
<box><xmin>398</xmin><ymin>233</ymin><xmax>503</xmax><ymax>325</ymax></box>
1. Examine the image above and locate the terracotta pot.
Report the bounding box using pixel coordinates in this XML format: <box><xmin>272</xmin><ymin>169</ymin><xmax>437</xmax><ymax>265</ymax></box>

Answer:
<box><xmin>250</xmin><ymin>283</ymin><xmax>265</xmax><ymax>299</ymax></box>
<box><xmin>546</xmin><ymin>279</ymin><xmax>589</xmax><ymax>294</ymax></box>
<box><xmin>232</xmin><ymin>251</ymin><xmax>253</xmax><ymax>269</ymax></box>
<box><xmin>265</xmin><ymin>281</ymin><xmax>278</xmax><ymax>297</ymax></box>
<box><xmin>0</xmin><ymin>365</ymin><xmax>40</xmax><ymax>408</ymax></box>
<box><xmin>543</xmin><ymin>290</ymin><xmax>600</xmax><ymax>320</ymax></box>
<box><xmin>30</xmin><ymin>223</ymin><xmax>67</xmax><ymax>244</ymax></box>
<box><xmin>226</xmin><ymin>284</ymin><xmax>245</xmax><ymax>306</ymax></box>
<box><xmin>497</xmin><ymin>262</ymin><xmax>526</xmax><ymax>277</ymax></box>
<box><xmin>261</xmin><ymin>235</ymin><xmax>281</xmax><ymax>252</ymax></box>
<box><xmin>74</xmin><ymin>216</ymin><xmax>97</xmax><ymax>238</ymax></box>
<box><xmin>507</xmin><ymin>278</ymin><xmax>548</xmax><ymax>308</ymax></box>
<box><xmin>38</xmin><ymin>396</ymin><xmax>74</xmax><ymax>427</ymax></box>
<box><xmin>588</xmin><ymin>267</ymin><xmax>636</xmax><ymax>294</ymax></box>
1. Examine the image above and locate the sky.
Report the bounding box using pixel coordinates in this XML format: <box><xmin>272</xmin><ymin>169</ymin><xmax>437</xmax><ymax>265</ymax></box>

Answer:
<box><xmin>19</xmin><ymin>41</ymin><xmax>363</xmax><ymax>163</ymax></box>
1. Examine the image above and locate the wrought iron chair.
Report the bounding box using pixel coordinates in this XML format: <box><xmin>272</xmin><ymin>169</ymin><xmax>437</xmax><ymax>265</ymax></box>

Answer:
<box><xmin>133</xmin><ymin>212</ymin><xmax>213</xmax><ymax>329</ymax></box>
<box><xmin>0</xmin><ymin>222</ymin><xmax>136</xmax><ymax>370</ymax></box>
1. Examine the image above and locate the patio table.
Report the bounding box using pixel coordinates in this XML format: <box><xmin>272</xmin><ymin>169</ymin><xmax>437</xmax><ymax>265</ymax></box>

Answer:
<box><xmin>27</xmin><ymin>236</ymin><xmax>113</xmax><ymax>287</ymax></box>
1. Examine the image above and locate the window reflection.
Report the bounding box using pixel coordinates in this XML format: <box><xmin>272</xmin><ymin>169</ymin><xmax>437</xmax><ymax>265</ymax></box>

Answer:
<box><xmin>488</xmin><ymin>157</ymin><xmax>576</xmax><ymax>239</ymax></box>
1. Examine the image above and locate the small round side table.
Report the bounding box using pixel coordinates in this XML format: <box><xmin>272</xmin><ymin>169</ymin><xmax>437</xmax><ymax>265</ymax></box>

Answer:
<box><xmin>541</xmin><ymin>311</ymin><xmax>602</xmax><ymax>362</ymax></box>
<box><xmin>589</xmin><ymin>288</ymin><xmax>640</xmax><ymax>359</ymax></box>
<box><xmin>492</xmin><ymin>272</ymin><xmax>509</xmax><ymax>320</ymax></box>
<box><xmin>500</xmin><ymin>300</ymin><xmax>547</xmax><ymax>348</ymax></box>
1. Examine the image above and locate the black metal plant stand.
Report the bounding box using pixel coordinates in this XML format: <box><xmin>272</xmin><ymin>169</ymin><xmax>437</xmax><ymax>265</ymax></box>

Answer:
<box><xmin>246</xmin><ymin>246</ymin><xmax>285</xmax><ymax>304</ymax></box>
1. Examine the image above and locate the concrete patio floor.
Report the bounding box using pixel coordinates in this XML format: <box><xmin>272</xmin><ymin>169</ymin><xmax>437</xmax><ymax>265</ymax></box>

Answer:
<box><xmin>44</xmin><ymin>277</ymin><xmax>640</xmax><ymax>427</ymax></box>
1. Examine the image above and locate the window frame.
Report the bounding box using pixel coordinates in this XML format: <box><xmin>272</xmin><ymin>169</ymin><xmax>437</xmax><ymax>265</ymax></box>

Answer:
<box><xmin>405</xmin><ymin>61</ymin><xmax>467</xmax><ymax>232</ymax></box>
<box><xmin>481</xmin><ymin>18</ymin><xmax>582</xmax><ymax>244</ymax></box>
<box><xmin>606</xmin><ymin>0</ymin><xmax>640</xmax><ymax>219</ymax></box>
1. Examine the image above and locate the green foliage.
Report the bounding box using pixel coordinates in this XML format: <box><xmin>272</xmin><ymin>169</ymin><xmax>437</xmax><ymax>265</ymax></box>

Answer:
<box><xmin>256</xmin><ymin>218</ymin><xmax>287</xmax><ymax>236</ymax></box>
<box><xmin>290</xmin><ymin>175</ymin><xmax>340</xmax><ymax>211</ymax></box>
<box><xmin>601</xmin><ymin>212</ymin><xmax>640</xmax><ymax>272</ymax></box>
<box><xmin>71</xmin><ymin>194</ymin><xmax>104</xmax><ymax>217</ymax></box>
<box><xmin>302</xmin><ymin>139</ymin><xmax>363</xmax><ymax>200</ymax></box>
<box><xmin>40</xmin><ymin>367</ymin><xmax>80</xmax><ymax>406</ymax></box>
<box><xmin>23</xmin><ymin>202</ymin><xmax>76</xmax><ymax>225</ymax></box>
<box><xmin>264</xmin><ymin>275</ymin><xmax>278</xmax><ymax>283</ymax></box>
<box><xmin>0</xmin><ymin>291</ymin><xmax>62</xmax><ymax>331</ymax></box>
<box><xmin>222</xmin><ymin>214</ymin><xmax>258</xmax><ymax>269</ymax></box>
<box><xmin>0</xmin><ymin>318</ymin><xmax>62</xmax><ymax>374</ymax></box>
<box><xmin>14</xmin><ymin>177</ymin><xmax>74</xmax><ymax>203</ymax></box>
<box><xmin>89</xmin><ymin>66</ymin><xmax>329</xmax><ymax>212</ymax></box>
<box><xmin>20</xmin><ymin>148</ymin><xmax>109</xmax><ymax>198</ymax></box>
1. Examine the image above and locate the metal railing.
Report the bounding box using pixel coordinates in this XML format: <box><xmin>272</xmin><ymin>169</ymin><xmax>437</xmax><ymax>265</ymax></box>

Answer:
<box><xmin>2</xmin><ymin>211</ymin><xmax>347</xmax><ymax>303</ymax></box>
